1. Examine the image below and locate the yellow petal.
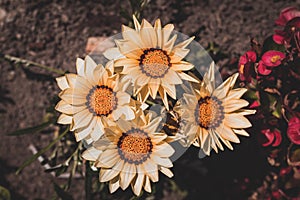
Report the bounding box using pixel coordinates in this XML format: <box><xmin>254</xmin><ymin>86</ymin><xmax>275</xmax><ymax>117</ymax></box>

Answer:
<box><xmin>223</xmin><ymin>99</ymin><xmax>249</xmax><ymax>113</ymax></box>
<box><xmin>143</xmin><ymin>176</ymin><xmax>152</xmax><ymax>193</ymax></box>
<box><xmin>132</xmin><ymin>15</ymin><xmax>141</xmax><ymax>30</ymax></box>
<box><xmin>163</xmin><ymin>35</ymin><xmax>177</xmax><ymax>54</ymax></box>
<box><xmin>55</xmin><ymin>100</ymin><xmax>85</xmax><ymax>115</ymax></box>
<box><xmin>109</xmin><ymin>176</ymin><xmax>120</xmax><ymax>193</ymax></box>
<box><xmin>122</xmin><ymin>25</ymin><xmax>144</xmax><ymax>48</ymax></box>
<box><xmin>115</xmin><ymin>40</ymin><xmax>143</xmax><ymax>60</ymax></box>
<box><xmin>98</xmin><ymin>149</ymin><xmax>119</xmax><ymax>168</ymax></box>
<box><xmin>132</xmin><ymin>173</ymin><xmax>144</xmax><ymax>196</ymax></box>
<box><xmin>233</xmin><ymin>129</ymin><xmax>250</xmax><ymax>137</ymax></box>
<box><xmin>154</xmin><ymin>18</ymin><xmax>162</xmax><ymax>48</ymax></box>
<box><xmin>162</xmin><ymin>24</ymin><xmax>174</xmax><ymax>45</ymax></box>
<box><xmin>154</xmin><ymin>143</ymin><xmax>175</xmax><ymax>157</ymax></box>
<box><xmin>171</xmin><ymin>61</ymin><xmax>194</xmax><ymax>71</ymax></box>
<box><xmin>151</xmin><ymin>155</ymin><xmax>173</xmax><ymax>168</ymax></box>
<box><xmin>177</xmin><ymin>72</ymin><xmax>199</xmax><ymax>83</ymax></box>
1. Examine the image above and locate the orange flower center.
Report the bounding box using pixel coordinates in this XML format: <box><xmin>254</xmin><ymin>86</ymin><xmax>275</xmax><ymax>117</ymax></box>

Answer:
<box><xmin>195</xmin><ymin>96</ymin><xmax>224</xmax><ymax>129</ymax></box>
<box><xmin>117</xmin><ymin>128</ymin><xmax>153</xmax><ymax>164</ymax></box>
<box><xmin>86</xmin><ymin>85</ymin><xmax>118</xmax><ymax>116</ymax></box>
<box><xmin>140</xmin><ymin>48</ymin><xmax>171</xmax><ymax>78</ymax></box>
<box><xmin>271</xmin><ymin>55</ymin><xmax>281</xmax><ymax>63</ymax></box>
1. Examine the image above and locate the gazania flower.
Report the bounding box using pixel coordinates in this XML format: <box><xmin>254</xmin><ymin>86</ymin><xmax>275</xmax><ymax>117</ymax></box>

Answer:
<box><xmin>106</xmin><ymin>16</ymin><xmax>198</xmax><ymax>109</ymax></box>
<box><xmin>174</xmin><ymin>62</ymin><xmax>255</xmax><ymax>155</ymax></box>
<box><xmin>82</xmin><ymin>110</ymin><xmax>174</xmax><ymax>196</ymax></box>
<box><xmin>55</xmin><ymin>56</ymin><xmax>134</xmax><ymax>143</ymax></box>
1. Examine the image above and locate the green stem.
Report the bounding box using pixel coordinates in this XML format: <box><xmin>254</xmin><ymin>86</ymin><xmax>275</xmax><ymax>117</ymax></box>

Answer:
<box><xmin>85</xmin><ymin>161</ymin><xmax>93</xmax><ymax>200</ymax></box>
<box><xmin>16</xmin><ymin>128</ymin><xmax>69</xmax><ymax>175</ymax></box>
<box><xmin>2</xmin><ymin>54</ymin><xmax>65</xmax><ymax>75</ymax></box>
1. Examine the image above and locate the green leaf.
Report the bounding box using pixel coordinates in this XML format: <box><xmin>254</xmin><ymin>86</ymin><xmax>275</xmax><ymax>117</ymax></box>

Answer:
<box><xmin>7</xmin><ymin>120</ymin><xmax>53</xmax><ymax>136</ymax></box>
<box><xmin>272</xmin><ymin>101</ymin><xmax>282</xmax><ymax>118</ymax></box>
<box><xmin>16</xmin><ymin>128</ymin><xmax>69</xmax><ymax>175</ymax></box>
<box><xmin>0</xmin><ymin>186</ymin><xmax>11</xmax><ymax>200</ymax></box>
<box><xmin>53</xmin><ymin>182</ymin><xmax>74</xmax><ymax>200</ymax></box>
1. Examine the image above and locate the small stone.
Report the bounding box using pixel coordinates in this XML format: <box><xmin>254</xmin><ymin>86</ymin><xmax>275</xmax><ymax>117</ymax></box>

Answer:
<box><xmin>0</xmin><ymin>8</ymin><xmax>7</xmax><ymax>22</ymax></box>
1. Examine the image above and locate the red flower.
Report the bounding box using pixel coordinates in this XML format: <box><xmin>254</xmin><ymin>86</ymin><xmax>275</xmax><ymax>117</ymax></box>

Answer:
<box><xmin>275</xmin><ymin>7</ymin><xmax>300</xmax><ymax>27</ymax></box>
<box><xmin>257</xmin><ymin>51</ymin><xmax>285</xmax><ymax>75</ymax></box>
<box><xmin>273</xmin><ymin>7</ymin><xmax>300</xmax><ymax>45</ymax></box>
<box><xmin>260</xmin><ymin>129</ymin><xmax>282</xmax><ymax>147</ymax></box>
<box><xmin>287</xmin><ymin>116</ymin><xmax>300</xmax><ymax>145</ymax></box>
<box><xmin>238</xmin><ymin>51</ymin><xmax>256</xmax><ymax>82</ymax></box>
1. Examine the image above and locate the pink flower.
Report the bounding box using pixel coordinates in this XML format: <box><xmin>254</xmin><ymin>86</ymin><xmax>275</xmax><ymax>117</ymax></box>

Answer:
<box><xmin>273</xmin><ymin>7</ymin><xmax>300</xmax><ymax>45</ymax></box>
<box><xmin>257</xmin><ymin>51</ymin><xmax>285</xmax><ymax>75</ymax></box>
<box><xmin>261</xmin><ymin>51</ymin><xmax>285</xmax><ymax>67</ymax></box>
<box><xmin>275</xmin><ymin>7</ymin><xmax>300</xmax><ymax>26</ymax></box>
<box><xmin>260</xmin><ymin>129</ymin><xmax>282</xmax><ymax>147</ymax></box>
<box><xmin>287</xmin><ymin>116</ymin><xmax>300</xmax><ymax>145</ymax></box>
<box><xmin>238</xmin><ymin>51</ymin><xmax>256</xmax><ymax>82</ymax></box>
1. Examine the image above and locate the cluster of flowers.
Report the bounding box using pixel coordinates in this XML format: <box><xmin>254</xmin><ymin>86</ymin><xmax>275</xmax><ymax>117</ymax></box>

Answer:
<box><xmin>238</xmin><ymin>7</ymin><xmax>300</xmax><ymax>199</ymax></box>
<box><xmin>55</xmin><ymin>16</ymin><xmax>254</xmax><ymax>195</ymax></box>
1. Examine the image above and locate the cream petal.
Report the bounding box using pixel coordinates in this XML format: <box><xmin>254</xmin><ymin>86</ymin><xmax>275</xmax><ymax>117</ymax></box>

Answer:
<box><xmin>171</xmin><ymin>61</ymin><xmax>194</xmax><ymax>71</ymax></box>
<box><xmin>151</xmin><ymin>155</ymin><xmax>173</xmax><ymax>168</ymax></box>
<box><xmin>224</xmin><ymin>88</ymin><xmax>248</xmax><ymax>101</ymax></box>
<box><xmin>73</xmin><ymin>109</ymin><xmax>93</xmax><ymax>130</ymax></box>
<box><xmin>137</xmin><ymin>85</ymin><xmax>150</xmax><ymax>103</ymax></box>
<box><xmin>213</xmin><ymin>73</ymin><xmax>239</xmax><ymax>99</ymax></box>
<box><xmin>65</xmin><ymin>74</ymin><xmax>78</xmax><ymax>88</ymax></box>
<box><xmin>143</xmin><ymin>160</ymin><xmax>158</xmax><ymax>182</ymax></box>
<box><xmin>161</xmin><ymin>82</ymin><xmax>176</xmax><ymax>99</ymax></box>
<box><xmin>154</xmin><ymin>18</ymin><xmax>162</xmax><ymax>48</ymax></box>
<box><xmin>224</xmin><ymin>114</ymin><xmax>252</xmax><ymax>129</ymax></box>
<box><xmin>57</xmin><ymin>114</ymin><xmax>72</xmax><ymax>124</ymax></box>
<box><xmin>173</xmin><ymin>36</ymin><xmax>195</xmax><ymax>49</ymax></box>
<box><xmin>164</xmin><ymin>69</ymin><xmax>182</xmax><ymax>84</ymax></box>
<box><xmin>133</xmin><ymin>15</ymin><xmax>141</xmax><ymax>30</ymax></box>
<box><xmin>162</xmin><ymin>24</ymin><xmax>174</xmax><ymax>45</ymax></box>
<box><xmin>115</xmin><ymin>40</ymin><xmax>143</xmax><ymax>60</ymax></box>
<box><xmin>74</xmin><ymin>117</ymin><xmax>97</xmax><ymax>141</ymax></box>
<box><xmin>143</xmin><ymin>175</ymin><xmax>152</xmax><ymax>193</ymax></box>
<box><xmin>98</xmin><ymin>149</ymin><xmax>119</xmax><ymax>168</ymax></box>
<box><xmin>218</xmin><ymin>135</ymin><xmax>234</xmax><ymax>150</ymax></box>
<box><xmin>183</xmin><ymin>93</ymin><xmax>198</xmax><ymax>106</ymax></box>
<box><xmin>82</xmin><ymin>147</ymin><xmax>101</xmax><ymax>161</ymax></box>
<box><xmin>140</xmin><ymin>19</ymin><xmax>157</xmax><ymax>48</ymax></box>
<box><xmin>233</xmin><ymin>129</ymin><xmax>250</xmax><ymax>137</ymax></box>
<box><xmin>202</xmin><ymin>134</ymin><xmax>212</xmax><ymax>155</ymax></box>
<box><xmin>100</xmin><ymin>168</ymin><xmax>120</xmax><ymax>183</ymax></box>
<box><xmin>55</xmin><ymin>100</ymin><xmax>86</xmax><ymax>115</ymax></box>
<box><xmin>104</xmin><ymin>47</ymin><xmax>124</xmax><ymax>60</ymax></box>
<box><xmin>170</xmin><ymin>48</ymin><xmax>190</xmax><ymax>63</ymax></box>
<box><xmin>136</xmin><ymin>74</ymin><xmax>150</xmax><ymax>87</ymax></box>
<box><xmin>59</xmin><ymin>88</ymin><xmax>87</xmax><ymax>105</ymax></box>
<box><xmin>216</xmin><ymin>124</ymin><xmax>240</xmax><ymax>143</ymax></box>
<box><xmin>199</xmin><ymin>128</ymin><xmax>209</xmax><ymax>148</ymax></box>
<box><xmin>56</xmin><ymin>76</ymin><xmax>69</xmax><ymax>90</ymax></box>
<box><xmin>223</xmin><ymin>99</ymin><xmax>249</xmax><ymax>113</ymax></box>
<box><xmin>86</xmin><ymin>63</ymin><xmax>103</xmax><ymax>86</ymax></box>
<box><xmin>158</xmin><ymin>87</ymin><xmax>169</xmax><ymax>110</ymax></box>
<box><xmin>114</xmin><ymin>106</ymin><xmax>135</xmax><ymax>121</ymax></box>
<box><xmin>85</xmin><ymin>55</ymin><xmax>97</xmax><ymax>76</ymax></box>
<box><xmin>211</xmin><ymin>130</ymin><xmax>224</xmax><ymax>151</ymax></box>
<box><xmin>132</xmin><ymin>173</ymin><xmax>144</xmax><ymax>196</ymax></box>
<box><xmin>122</xmin><ymin>25</ymin><xmax>144</xmax><ymax>48</ymax></box>
<box><xmin>159</xmin><ymin>166</ymin><xmax>173</xmax><ymax>178</ymax></box>
<box><xmin>234</xmin><ymin>109</ymin><xmax>256</xmax><ymax>115</ymax></box>
<box><xmin>115</xmin><ymin>58</ymin><xmax>139</xmax><ymax>68</ymax></box>
<box><xmin>154</xmin><ymin>143</ymin><xmax>175</xmax><ymax>157</ymax></box>
<box><xmin>203</xmin><ymin>62</ymin><xmax>216</xmax><ymax>93</ymax></box>
<box><xmin>109</xmin><ymin>176</ymin><xmax>120</xmax><ymax>193</ymax></box>
<box><xmin>76</xmin><ymin>58</ymin><xmax>85</xmax><ymax>77</ymax></box>
<box><xmin>120</xmin><ymin>162</ymin><xmax>136</xmax><ymax>190</ymax></box>
<box><xmin>143</xmin><ymin>117</ymin><xmax>162</xmax><ymax>133</ymax></box>
<box><xmin>90</xmin><ymin>118</ymin><xmax>105</xmax><ymax>141</ymax></box>
<box><xmin>148</xmin><ymin>81</ymin><xmax>160</xmax><ymax>99</ymax></box>
<box><xmin>116</xmin><ymin>91</ymin><xmax>131</xmax><ymax>105</ymax></box>
<box><xmin>163</xmin><ymin>35</ymin><xmax>177</xmax><ymax>54</ymax></box>
<box><xmin>177</xmin><ymin>72</ymin><xmax>199</xmax><ymax>83</ymax></box>
<box><xmin>150</xmin><ymin>133</ymin><xmax>167</xmax><ymax>143</ymax></box>
<box><xmin>116</xmin><ymin>118</ymin><xmax>132</xmax><ymax>132</ymax></box>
